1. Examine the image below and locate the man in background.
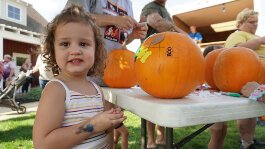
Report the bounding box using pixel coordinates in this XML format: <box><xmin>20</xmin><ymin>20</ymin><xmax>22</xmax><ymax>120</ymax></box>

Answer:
<box><xmin>188</xmin><ymin>25</ymin><xmax>203</xmax><ymax>44</ymax></box>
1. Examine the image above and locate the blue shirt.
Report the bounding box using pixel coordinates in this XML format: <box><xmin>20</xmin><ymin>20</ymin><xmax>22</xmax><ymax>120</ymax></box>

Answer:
<box><xmin>188</xmin><ymin>32</ymin><xmax>203</xmax><ymax>43</ymax></box>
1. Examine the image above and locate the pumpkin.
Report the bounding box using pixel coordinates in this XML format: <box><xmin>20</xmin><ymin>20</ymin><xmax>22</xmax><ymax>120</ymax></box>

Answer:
<box><xmin>205</xmin><ymin>48</ymin><xmax>225</xmax><ymax>90</ymax></box>
<box><xmin>213</xmin><ymin>47</ymin><xmax>260</xmax><ymax>93</ymax></box>
<box><xmin>257</xmin><ymin>61</ymin><xmax>265</xmax><ymax>84</ymax></box>
<box><xmin>103</xmin><ymin>49</ymin><xmax>137</xmax><ymax>88</ymax></box>
<box><xmin>135</xmin><ymin>32</ymin><xmax>205</xmax><ymax>98</ymax></box>
<box><xmin>261</xmin><ymin>115</ymin><xmax>265</xmax><ymax>121</ymax></box>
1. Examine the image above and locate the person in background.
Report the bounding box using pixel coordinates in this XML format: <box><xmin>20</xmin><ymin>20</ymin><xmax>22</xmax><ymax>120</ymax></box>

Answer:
<box><xmin>202</xmin><ymin>45</ymin><xmax>227</xmax><ymax>149</ymax></box>
<box><xmin>225</xmin><ymin>8</ymin><xmax>265</xmax><ymax>60</ymax></box>
<box><xmin>209</xmin><ymin>8</ymin><xmax>265</xmax><ymax>149</ymax></box>
<box><xmin>225</xmin><ymin>8</ymin><xmax>265</xmax><ymax>149</ymax></box>
<box><xmin>33</xmin><ymin>5</ymin><xmax>126</xmax><ymax>148</ymax></box>
<box><xmin>203</xmin><ymin>45</ymin><xmax>223</xmax><ymax>57</ymax></box>
<box><xmin>188</xmin><ymin>25</ymin><xmax>203</xmax><ymax>44</ymax></box>
<box><xmin>19</xmin><ymin>58</ymin><xmax>33</xmax><ymax>95</ymax></box>
<box><xmin>65</xmin><ymin>1</ymin><xmax>148</xmax><ymax>148</ymax></box>
<box><xmin>3</xmin><ymin>54</ymin><xmax>16</xmax><ymax>88</ymax></box>
<box><xmin>140</xmin><ymin>0</ymin><xmax>184</xmax><ymax>148</ymax></box>
<box><xmin>141</xmin><ymin>0</ymin><xmax>185</xmax><ymax>36</ymax></box>
<box><xmin>0</xmin><ymin>60</ymin><xmax>4</xmax><ymax>88</ymax></box>
<box><xmin>31</xmin><ymin>46</ymin><xmax>54</xmax><ymax>89</ymax></box>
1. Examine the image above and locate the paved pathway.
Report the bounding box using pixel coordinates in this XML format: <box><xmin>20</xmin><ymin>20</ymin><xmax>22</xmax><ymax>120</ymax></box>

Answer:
<box><xmin>0</xmin><ymin>101</ymin><xmax>38</xmax><ymax>121</ymax></box>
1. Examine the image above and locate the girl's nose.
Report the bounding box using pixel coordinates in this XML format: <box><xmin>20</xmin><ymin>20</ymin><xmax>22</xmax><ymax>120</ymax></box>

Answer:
<box><xmin>70</xmin><ymin>50</ymin><xmax>81</xmax><ymax>55</ymax></box>
<box><xmin>70</xmin><ymin>45</ymin><xmax>82</xmax><ymax>55</ymax></box>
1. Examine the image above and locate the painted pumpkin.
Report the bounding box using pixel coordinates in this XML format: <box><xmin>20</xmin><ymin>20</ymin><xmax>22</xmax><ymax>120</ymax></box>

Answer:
<box><xmin>103</xmin><ymin>49</ymin><xmax>137</xmax><ymax>88</ymax></box>
<box><xmin>135</xmin><ymin>32</ymin><xmax>205</xmax><ymax>98</ymax></box>
<box><xmin>205</xmin><ymin>48</ymin><xmax>225</xmax><ymax>90</ymax></box>
<box><xmin>213</xmin><ymin>47</ymin><xmax>260</xmax><ymax>93</ymax></box>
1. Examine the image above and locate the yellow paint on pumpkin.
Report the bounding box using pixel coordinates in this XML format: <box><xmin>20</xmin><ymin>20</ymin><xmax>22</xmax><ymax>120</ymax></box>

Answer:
<box><xmin>119</xmin><ymin>56</ymin><xmax>130</xmax><ymax>70</ymax></box>
<box><xmin>136</xmin><ymin>46</ymin><xmax>152</xmax><ymax>63</ymax></box>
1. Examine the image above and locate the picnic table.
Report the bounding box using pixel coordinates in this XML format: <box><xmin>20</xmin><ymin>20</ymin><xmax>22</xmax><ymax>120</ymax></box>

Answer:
<box><xmin>102</xmin><ymin>87</ymin><xmax>265</xmax><ymax>149</ymax></box>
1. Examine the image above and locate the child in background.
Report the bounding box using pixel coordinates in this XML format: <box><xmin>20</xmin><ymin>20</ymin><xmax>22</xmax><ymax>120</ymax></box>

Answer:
<box><xmin>0</xmin><ymin>61</ymin><xmax>3</xmax><ymax>88</ymax></box>
<box><xmin>203</xmin><ymin>45</ymin><xmax>223</xmax><ymax>57</ymax></box>
<box><xmin>20</xmin><ymin>58</ymin><xmax>32</xmax><ymax>94</ymax></box>
<box><xmin>113</xmin><ymin>120</ymin><xmax>129</xmax><ymax>149</ymax></box>
<box><xmin>33</xmin><ymin>5</ymin><xmax>126</xmax><ymax>149</ymax></box>
<box><xmin>203</xmin><ymin>45</ymin><xmax>227</xmax><ymax>149</ymax></box>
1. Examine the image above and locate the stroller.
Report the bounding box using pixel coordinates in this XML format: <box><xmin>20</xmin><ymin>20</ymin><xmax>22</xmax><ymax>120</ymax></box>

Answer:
<box><xmin>0</xmin><ymin>71</ymin><xmax>31</xmax><ymax>114</ymax></box>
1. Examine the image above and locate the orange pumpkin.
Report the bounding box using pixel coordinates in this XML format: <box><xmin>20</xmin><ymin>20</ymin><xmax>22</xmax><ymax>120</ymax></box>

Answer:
<box><xmin>213</xmin><ymin>47</ymin><xmax>260</xmax><ymax>93</ymax></box>
<box><xmin>205</xmin><ymin>48</ymin><xmax>225</xmax><ymax>90</ymax></box>
<box><xmin>261</xmin><ymin>115</ymin><xmax>265</xmax><ymax>121</ymax></box>
<box><xmin>135</xmin><ymin>32</ymin><xmax>205</xmax><ymax>98</ymax></box>
<box><xmin>103</xmin><ymin>49</ymin><xmax>137</xmax><ymax>88</ymax></box>
<box><xmin>257</xmin><ymin>61</ymin><xmax>265</xmax><ymax>84</ymax></box>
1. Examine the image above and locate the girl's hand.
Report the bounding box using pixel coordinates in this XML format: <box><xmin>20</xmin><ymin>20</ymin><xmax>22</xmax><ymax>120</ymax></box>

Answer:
<box><xmin>89</xmin><ymin>108</ymin><xmax>126</xmax><ymax>133</ymax></box>
<box><xmin>241</xmin><ymin>82</ymin><xmax>260</xmax><ymax>97</ymax></box>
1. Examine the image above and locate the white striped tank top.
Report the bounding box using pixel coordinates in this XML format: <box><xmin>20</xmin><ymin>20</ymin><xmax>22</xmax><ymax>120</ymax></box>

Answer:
<box><xmin>50</xmin><ymin>79</ymin><xmax>108</xmax><ymax>149</ymax></box>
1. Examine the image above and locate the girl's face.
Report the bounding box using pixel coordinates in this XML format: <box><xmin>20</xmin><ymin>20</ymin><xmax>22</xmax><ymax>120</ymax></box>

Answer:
<box><xmin>54</xmin><ymin>22</ymin><xmax>95</xmax><ymax>77</ymax></box>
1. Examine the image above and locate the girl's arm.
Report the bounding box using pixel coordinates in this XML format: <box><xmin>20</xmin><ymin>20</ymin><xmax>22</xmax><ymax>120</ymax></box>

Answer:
<box><xmin>100</xmin><ymin>87</ymin><xmax>125</xmax><ymax>129</ymax></box>
<box><xmin>33</xmin><ymin>81</ymin><xmax>91</xmax><ymax>148</ymax></box>
<box><xmin>98</xmin><ymin>87</ymin><xmax>126</xmax><ymax>148</ymax></box>
<box><xmin>33</xmin><ymin>82</ymin><xmax>125</xmax><ymax>148</ymax></box>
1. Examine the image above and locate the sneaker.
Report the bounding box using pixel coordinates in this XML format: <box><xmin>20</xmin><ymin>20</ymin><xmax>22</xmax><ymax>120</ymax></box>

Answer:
<box><xmin>256</xmin><ymin>117</ymin><xmax>265</xmax><ymax>126</ymax></box>
<box><xmin>240</xmin><ymin>139</ymin><xmax>265</xmax><ymax>147</ymax></box>
<box><xmin>253</xmin><ymin>139</ymin><xmax>265</xmax><ymax>146</ymax></box>
<box><xmin>240</xmin><ymin>144</ymin><xmax>256</xmax><ymax>149</ymax></box>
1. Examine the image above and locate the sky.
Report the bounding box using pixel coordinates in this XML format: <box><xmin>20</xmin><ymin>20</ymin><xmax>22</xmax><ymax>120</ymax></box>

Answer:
<box><xmin>23</xmin><ymin>0</ymin><xmax>192</xmax><ymax>52</ymax></box>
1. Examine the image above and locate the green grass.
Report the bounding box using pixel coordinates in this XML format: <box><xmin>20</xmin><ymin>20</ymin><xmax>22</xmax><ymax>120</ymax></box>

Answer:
<box><xmin>1</xmin><ymin>111</ymin><xmax>265</xmax><ymax>149</ymax></box>
<box><xmin>0</xmin><ymin>114</ymin><xmax>35</xmax><ymax>149</ymax></box>
<box><xmin>124</xmin><ymin>112</ymin><xmax>265</xmax><ymax>149</ymax></box>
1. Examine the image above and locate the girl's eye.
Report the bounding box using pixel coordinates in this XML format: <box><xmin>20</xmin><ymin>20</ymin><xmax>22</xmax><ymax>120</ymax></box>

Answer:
<box><xmin>59</xmin><ymin>42</ymin><xmax>69</xmax><ymax>47</ymax></box>
<box><xmin>80</xmin><ymin>42</ymin><xmax>88</xmax><ymax>47</ymax></box>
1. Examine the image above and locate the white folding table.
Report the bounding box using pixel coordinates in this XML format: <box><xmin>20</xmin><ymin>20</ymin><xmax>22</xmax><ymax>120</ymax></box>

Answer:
<box><xmin>102</xmin><ymin>87</ymin><xmax>265</xmax><ymax>149</ymax></box>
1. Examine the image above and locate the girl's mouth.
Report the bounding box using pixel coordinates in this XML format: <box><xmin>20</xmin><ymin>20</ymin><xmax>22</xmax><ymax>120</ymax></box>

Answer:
<box><xmin>69</xmin><ymin>58</ymin><xmax>83</xmax><ymax>64</ymax></box>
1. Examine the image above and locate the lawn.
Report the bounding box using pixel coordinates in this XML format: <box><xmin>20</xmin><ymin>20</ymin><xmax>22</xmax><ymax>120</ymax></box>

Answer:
<box><xmin>0</xmin><ymin>111</ymin><xmax>265</xmax><ymax>149</ymax></box>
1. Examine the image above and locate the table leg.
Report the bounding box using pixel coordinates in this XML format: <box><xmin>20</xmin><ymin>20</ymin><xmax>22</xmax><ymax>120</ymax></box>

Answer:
<box><xmin>166</xmin><ymin>127</ymin><xmax>174</xmax><ymax>149</ymax></box>
<box><xmin>141</xmin><ymin>118</ymin><xmax>147</xmax><ymax>149</ymax></box>
<box><xmin>174</xmin><ymin>123</ymin><xmax>213</xmax><ymax>148</ymax></box>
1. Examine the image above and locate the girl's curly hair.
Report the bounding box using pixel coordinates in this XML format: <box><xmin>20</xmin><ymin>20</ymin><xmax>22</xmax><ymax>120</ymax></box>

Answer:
<box><xmin>43</xmin><ymin>4</ymin><xmax>106</xmax><ymax>77</ymax></box>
